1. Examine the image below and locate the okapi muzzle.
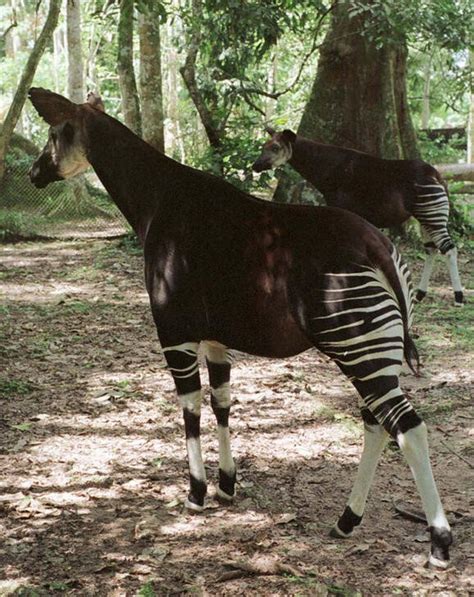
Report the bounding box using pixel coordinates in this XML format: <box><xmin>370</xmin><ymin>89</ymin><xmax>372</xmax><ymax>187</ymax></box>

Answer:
<box><xmin>252</xmin><ymin>155</ymin><xmax>273</xmax><ymax>173</ymax></box>
<box><xmin>29</xmin><ymin>149</ymin><xmax>64</xmax><ymax>188</ymax></box>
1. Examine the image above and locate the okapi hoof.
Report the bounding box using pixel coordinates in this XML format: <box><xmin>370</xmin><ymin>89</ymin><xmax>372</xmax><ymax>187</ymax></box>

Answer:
<box><xmin>215</xmin><ymin>486</ymin><xmax>235</xmax><ymax>503</ymax></box>
<box><xmin>415</xmin><ymin>289</ymin><xmax>427</xmax><ymax>303</ymax></box>
<box><xmin>426</xmin><ymin>526</ymin><xmax>452</xmax><ymax>570</ymax></box>
<box><xmin>454</xmin><ymin>291</ymin><xmax>464</xmax><ymax>307</ymax></box>
<box><xmin>184</xmin><ymin>496</ymin><xmax>205</xmax><ymax>513</ymax></box>
<box><xmin>427</xmin><ymin>554</ymin><xmax>449</xmax><ymax>570</ymax></box>
<box><xmin>329</xmin><ymin>524</ymin><xmax>351</xmax><ymax>539</ymax></box>
<box><xmin>330</xmin><ymin>506</ymin><xmax>362</xmax><ymax>538</ymax></box>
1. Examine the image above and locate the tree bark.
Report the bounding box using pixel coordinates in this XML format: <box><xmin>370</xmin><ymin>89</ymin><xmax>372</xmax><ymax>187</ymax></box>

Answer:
<box><xmin>421</xmin><ymin>54</ymin><xmax>432</xmax><ymax>129</ymax></box>
<box><xmin>467</xmin><ymin>50</ymin><xmax>473</xmax><ymax>164</ymax></box>
<box><xmin>180</xmin><ymin>0</ymin><xmax>223</xmax><ymax>170</ymax></box>
<box><xmin>117</xmin><ymin>0</ymin><xmax>142</xmax><ymax>135</ymax></box>
<box><xmin>66</xmin><ymin>0</ymin><xmax>84</xmax><ymax>103</ymax></box>
<box><xmin>274</xmin><ymin>1</ymin><xmax>419</xmax><ymax>202</ymax></box>
<box><xmin>0</xmin><ymin>0</ymin><xmax>61</xmax><ymax>180</ymax></box>
<box><xmin>138</xmin><ymin>2</ymin><xmax>165</xmax><ymax>152</ymax></box>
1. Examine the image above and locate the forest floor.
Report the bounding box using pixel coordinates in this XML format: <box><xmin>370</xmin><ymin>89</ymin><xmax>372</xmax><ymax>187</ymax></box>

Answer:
<box><xmin>0</xmin><ymin>237</ymin><xmax>472</xmax><ymax>596</ymax></box>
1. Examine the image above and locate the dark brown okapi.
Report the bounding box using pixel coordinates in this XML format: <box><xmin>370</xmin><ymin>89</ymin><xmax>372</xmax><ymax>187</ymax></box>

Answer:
<box><xmin>253</xmin><ymin>129</ymin><xmax>464</xmax><ymax>306</ymax></box>
<box><xmin>29</xmin><ymin>88</ymin><xmax>452</xmax><ymax>568</ymax></box>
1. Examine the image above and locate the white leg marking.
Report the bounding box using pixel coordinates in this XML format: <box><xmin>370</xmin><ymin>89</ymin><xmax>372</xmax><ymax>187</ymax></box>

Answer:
<box><xmin>397</xmin><ymin>424</ymin><xmax>450</xmax><ymax>530</ymax></box>
<box><xmin>444</xmin><ymin>247</ymin><xmax>463</xmax><ymax>294</ymax></box>
<box><xmin>347</xmin><ymin>424</ymin><xmax>389</xmax><ymax>517</ymax></box>
<box><xmin>418</xmin><ymin>250</ymin><xmax>437</xmax><ymax>293</ymax></box>
<box><xmin>181</xmin><ymin>390</ymin><xmax>206</xmax><ymax>497</ymax></box>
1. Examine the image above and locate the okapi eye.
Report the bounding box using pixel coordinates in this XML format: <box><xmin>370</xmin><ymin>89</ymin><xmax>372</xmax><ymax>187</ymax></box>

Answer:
<box><xmin>271</xmin><ymin>145</ymin><xmax>280</xmax><ymax>152</ymax></box>
<box><xmin>63</xmin><ymin>122</ymin><xmax>75</xmax><ymax>143</ymax></box>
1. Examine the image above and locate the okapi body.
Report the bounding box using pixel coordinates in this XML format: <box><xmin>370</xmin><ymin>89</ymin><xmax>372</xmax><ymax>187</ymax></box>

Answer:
<box><xmin>253</xmin><ymin>130</ymin><xmax>464</xmax><ymax>306</ymax></box>
<box><xmin>29</xmin><ymin>88</ymin><xmax>452</xmax><ymax>568</ymax></box>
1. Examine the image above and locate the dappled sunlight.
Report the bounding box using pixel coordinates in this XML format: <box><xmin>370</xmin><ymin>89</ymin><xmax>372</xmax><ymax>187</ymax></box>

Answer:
<box><xmin>1</xmin><ymin>239</ymin><xmax>472</xmax><ymax>594</ymax></box>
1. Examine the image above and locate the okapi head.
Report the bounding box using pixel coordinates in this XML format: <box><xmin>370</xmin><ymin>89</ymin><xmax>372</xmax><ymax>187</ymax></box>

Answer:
<box><xmin>252</xmin><ymin>127</ymin><xmax>297</xmax><ymax>173</ymax></box>
<box><xmin>28</xmin><ymin>88</ymin><xmax>105</xmax><ymax>188</ymax></box>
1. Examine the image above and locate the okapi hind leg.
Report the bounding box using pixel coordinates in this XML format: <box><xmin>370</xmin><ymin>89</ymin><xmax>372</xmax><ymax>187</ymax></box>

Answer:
<box><xmin>443</xmin><ymin>246</ymin><xmax>464</xmax><ymax>306</ymax></box>
<box><xmin>397</xmin><ymin>422</ymin><xmax>452</xmax><ymax>568</ymax></box>
<box><xmin>334</xmin><ymin>378</ymin><xmax>452</xmax><ymax>568</ymax></box>
<box><xmin>414</xmin><ymin>182</ymin><xmax>464</xmax><ymax>306</ymax></box>
<box><xmin>330</xmin><ymin>409</ymin><xmax>388</xmax><ymax>538</ymax></box>
<box><xmin>204</xmin><ymin>342</ymin><xmax>237</xmax><ymax>502</ymax></box>
<box><xmin>162</xmin><ymin>342</ymin><xmax>207</xmax><ymax>512</ymax></box>
<box><xmin>416</xmin><ymin>242</ymin><xmax>437</xmax><ymax>303</ymax></box>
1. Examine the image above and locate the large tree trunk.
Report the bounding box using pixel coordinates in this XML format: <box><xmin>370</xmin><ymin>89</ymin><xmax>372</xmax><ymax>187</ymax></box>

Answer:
<box><xmin>138</xmin><ymin>2</ymin><xmax>164</xmax><ymax>152</ymax></box>
<box><xmin>166</xmin><ymin>18</ymin><xmax>185</xmax><ymax>162</ymax></box>
<box><xmin>274</xmin><ymin>0</ymin><xmax>419</xmax><ymax>202</ymax></box>
<box><xmin>467</xmin><ymin>50</ymin><xmax>474</xmax><ymax>164</ymax></box>
<box><xmin>0</xmin><ymin>0</ymin><xmax>61</xmax><ymax>180</ymax></box>
<box><xmin>117</xmin><ymin>0</ymin><xmax>142</xmax><ymax>135</ymax></box>
<box><xmin>66</xmin><ymin>0</ymin><xmax>84</xmax><ymax>103</ymax></box>
<box><xmin>421</xmin><ymin>54</ymin><xmax>432</xmax><ymax>129</ymax></box>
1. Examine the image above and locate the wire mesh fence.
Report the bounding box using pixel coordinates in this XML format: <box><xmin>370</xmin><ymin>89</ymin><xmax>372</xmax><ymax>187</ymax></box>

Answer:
<box><xmin>0</xmin><ymin>160</ymin><xmax>129</xmax><ymax>241</ymax></box>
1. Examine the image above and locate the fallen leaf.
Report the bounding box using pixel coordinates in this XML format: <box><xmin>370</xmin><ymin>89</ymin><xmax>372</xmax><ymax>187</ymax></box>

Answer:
<box><xmin>274</xmin><ymin>512</ymin><xmax>297</xmax><ymax>525</ymax></box>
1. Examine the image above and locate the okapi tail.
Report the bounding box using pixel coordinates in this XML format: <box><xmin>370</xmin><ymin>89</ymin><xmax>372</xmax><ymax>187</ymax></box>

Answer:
<box><xmin>404</xmin><ymin>332</ymin><xmax>420</xmax><ymax>376</ymax></box>
<box><xmin>380</xmin><ymin>246</ymin><xmax>421</xmax><ymax>376</ymax></box>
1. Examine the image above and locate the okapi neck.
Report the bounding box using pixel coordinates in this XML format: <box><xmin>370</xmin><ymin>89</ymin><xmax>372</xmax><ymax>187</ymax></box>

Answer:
<box><xmin>84</xmin><ymin>113</ymin><xmax>170</xmax><ymax>244</ymax></box>
<box><xmin>289</xmin><ymin>138</ymin><xmax>342</xmax><ymax>192</ymax></box>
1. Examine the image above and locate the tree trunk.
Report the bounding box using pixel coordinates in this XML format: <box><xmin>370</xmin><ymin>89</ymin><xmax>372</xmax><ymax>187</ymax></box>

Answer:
<box><xmin>180</xmin><ymin>0</ymin><xmax>223</xmax><ymax>171</ymax></box>
<box><xmin>167</xmin><ymin>19</ymin><xmax>185</xmax><ymax>161</ymax></box>
<box><xmin>274</xmin><ymin>0</ymin><xmax>419</xmax><ymax>202</ymax></box>
<box><xmin>421</xmin><ymin>54</ymin><xmax>432</xmax><ymax>129</ymax></box>
<box><xmin>117</xmin><ymin>0</ymin><xmax>142</xmax><ymax>135</ymax></box>
<box><xmin>66</xmin><ymin>0</ymin><xmax>84</xmax><ymax>103</ymax></box>
<box><xmin>467</xmin><ymin>50</ymin><xmax>473</xmax><ymax>164</ymax></box>
<box><xmin>138</xmin><ymin>2</ymin><xmax>164</xmax><ymax>152</ymax></box>
<box><xmin>0</xmin><ymin>0</ymin><xmax>61</xmax><ymax>181</ymax></box>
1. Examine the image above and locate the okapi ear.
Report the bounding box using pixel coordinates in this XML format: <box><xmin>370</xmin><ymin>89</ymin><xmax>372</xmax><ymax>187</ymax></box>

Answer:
<box><xmin>265</xmin><ymin>126</ymin><xmax>276</xmax><ymax>136</ymax></box>
<box><xmin>281</xmin><ymin>129</ymin><xmax>297</xmax><ymax>145</ymax></box>
<box><xmin>86</xmin><ymin>91</ymin><xmax>105</xmax><ymax>112</ymax></box>
<box><xmin>29</xmin><ymin>88</ymin><xmax>77</xmax><ymax>126</ymax></box>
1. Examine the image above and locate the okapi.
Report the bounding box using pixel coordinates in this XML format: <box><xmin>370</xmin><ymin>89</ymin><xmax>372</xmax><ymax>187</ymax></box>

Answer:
<box><xmin>28</xmin><ymin>88</ymin><xmax>452</xmax><ymax>568</ymax></box>
<box><xmin>252</xmin><ymin>128</ymin><xmax>464</xmax><ymax>306</ymax></box>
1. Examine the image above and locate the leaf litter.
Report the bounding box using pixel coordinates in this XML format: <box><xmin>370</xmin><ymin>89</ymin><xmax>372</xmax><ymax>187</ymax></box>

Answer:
<box><xmin>0</xmin><ymin>239</ymin><xmax>472</xmax><ymax>595</ymax></box>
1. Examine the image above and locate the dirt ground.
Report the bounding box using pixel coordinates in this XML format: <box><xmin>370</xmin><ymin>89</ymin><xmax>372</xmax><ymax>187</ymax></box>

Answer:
<box><xmin>0</xmin><ymin>238</ymin><xmax>472</xmax><ymax>596</ymax></box>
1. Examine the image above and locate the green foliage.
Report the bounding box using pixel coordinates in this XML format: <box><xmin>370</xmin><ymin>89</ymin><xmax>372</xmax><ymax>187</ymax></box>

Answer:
<box><xmin>417</xmin><ymin>132</ymin><xmax>465</xmax><ymax>164</ymax></box>
<box><xmin>448</xmin><ymin>193</ymin><xmax>473</xmax><ymax>246</ymax></box>
<box><xmin>0</xmin><ymin>378</ymin><xmax>34</xmax><ymax>398</ymax></box>
<box><xmin>0</xmin><ymin>209</ymin><xmax>47</xmax><ymax>242</ymax></box>
<box><xmin>137</xmin><ymin>581</ymin><xmax>157</xmax><ymax>597</ymax></box>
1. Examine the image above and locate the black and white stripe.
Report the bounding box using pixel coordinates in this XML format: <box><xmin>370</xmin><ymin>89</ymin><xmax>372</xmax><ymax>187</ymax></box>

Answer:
<box><xmin>413</xmin><ymin>181</ymin><xmax>453</xmax><ymax>254</ymax></box>
<box><xmin>413</xmin><ymin>179</ymin><xmax>463</xmax><ymax>305</ymax></box>
<box><xmin>308</xmin><ymin>250</ymin><xmax>419</xmax><ymax>437</ymax></box>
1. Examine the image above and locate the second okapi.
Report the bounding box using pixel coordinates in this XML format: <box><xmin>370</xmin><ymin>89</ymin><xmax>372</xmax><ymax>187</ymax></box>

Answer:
<box><xmin>29</xmin><ymin>87</ymin><xmax>452</xmax><ymax>568</ymax></box>
<box><xmin>253</xmin><ymin>129</ymin><xmax>464</xmax><ymax>306</ymax></box>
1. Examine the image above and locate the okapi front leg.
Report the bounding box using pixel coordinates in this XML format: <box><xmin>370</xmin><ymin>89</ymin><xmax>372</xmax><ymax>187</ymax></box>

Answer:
<box><xmin>204</xmin><ymin>342</ymin><xmax>236</xmax><ymax>502</ymax></box>
<box><xmin>162</xmin><ymin>342</ymin><xmax>207</xmax><ymax>511</ymax></box>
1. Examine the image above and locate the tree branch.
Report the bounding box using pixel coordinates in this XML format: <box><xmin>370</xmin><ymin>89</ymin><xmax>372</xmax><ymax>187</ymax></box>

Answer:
<box><xmin>236</xmin><ymin>3</ymin><xmax>336</xmax><ymax>101</ymax></box>
<box><xmin>1</xmin><ymin>20</ymin><xmax>18</xmax><ymax>40</ymax></box>
<box><xmin>179</xmin><ymin>0</ymin><xmax>224</xmax><ymax>150</ymax></box>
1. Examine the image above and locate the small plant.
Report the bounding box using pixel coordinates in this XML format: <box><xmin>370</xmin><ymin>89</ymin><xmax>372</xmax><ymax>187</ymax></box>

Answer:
<box><xmin>0</xmin><ymin>378</ymin><xmax>33</xmax><ymax>398</ymax></box>
<box><xmin>137</xmin><ymin>581</ymin><xmax>157</xmax><ymax>597</ymax></box>
<box><xmin>0</xmin><ymin>209</ymin><xmax>48</xmax><ymax>242</ymax></box>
